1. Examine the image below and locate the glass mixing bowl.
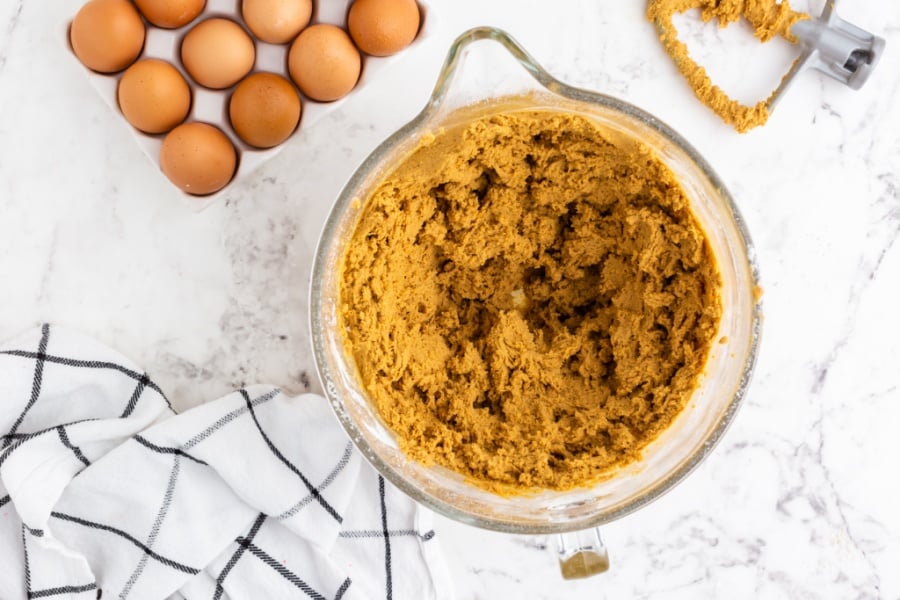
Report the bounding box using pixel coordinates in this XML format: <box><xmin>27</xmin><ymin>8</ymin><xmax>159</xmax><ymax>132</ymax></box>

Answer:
<box><xmin>311</xmin><ymin>27</ymin><xmax>762</xmax><ymax>576</ymax></box>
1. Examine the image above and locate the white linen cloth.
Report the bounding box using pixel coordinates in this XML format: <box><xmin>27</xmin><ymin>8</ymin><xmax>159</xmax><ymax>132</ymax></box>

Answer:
<box><xmin>0</xmin><ymin>325</ymin><xmax>452</xmax><ymax>600</ymax></box>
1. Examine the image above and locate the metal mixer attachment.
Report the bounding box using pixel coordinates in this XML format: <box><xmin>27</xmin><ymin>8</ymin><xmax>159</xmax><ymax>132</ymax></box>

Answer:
<box><xmin>768</xmin><ymin>0</ymin><xmax>885</xmax><ymax>109</ymax></box>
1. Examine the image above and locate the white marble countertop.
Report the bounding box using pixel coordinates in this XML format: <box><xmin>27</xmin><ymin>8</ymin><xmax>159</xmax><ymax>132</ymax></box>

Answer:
<box><xmin>1</xmin><ymin>0</ymin><xmax>899</xmax><ymax>597</ymax></box>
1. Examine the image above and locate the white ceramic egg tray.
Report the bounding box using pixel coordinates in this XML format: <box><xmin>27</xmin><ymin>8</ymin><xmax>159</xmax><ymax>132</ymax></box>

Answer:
<box><xmin>64</xmin><ymin>0</ymin><xmax>434</xmax><ymax>211</ymax></box>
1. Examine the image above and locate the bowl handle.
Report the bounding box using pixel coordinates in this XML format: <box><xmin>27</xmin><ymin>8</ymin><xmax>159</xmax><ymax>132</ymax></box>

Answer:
<box><xmin>556</xmin><ymin>527</ymin><xmax>610</xmax><ymax>579</ymax></box>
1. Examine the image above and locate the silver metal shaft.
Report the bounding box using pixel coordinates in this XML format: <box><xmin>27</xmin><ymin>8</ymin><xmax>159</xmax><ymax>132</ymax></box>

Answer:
<box><xmin>790</xmin><ymin>3</ymin><xmax>885</xmax><ymax>91</ymax></box>
<box><xmin>767</xmin><ymin>0</ymin><xmax>884</xmax><ymax>111</ymax></box>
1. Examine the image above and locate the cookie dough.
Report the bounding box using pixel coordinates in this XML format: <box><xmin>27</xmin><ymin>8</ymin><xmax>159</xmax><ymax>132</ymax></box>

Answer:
<box><xmin>648</xmin><ymin>0</ymin><xmax>808</xmax><ymax>132</ymax></box>
<box><xmin>340</xmin><ymin>110</ymin><xmax>722</xmax><ymax>493</ymax></box>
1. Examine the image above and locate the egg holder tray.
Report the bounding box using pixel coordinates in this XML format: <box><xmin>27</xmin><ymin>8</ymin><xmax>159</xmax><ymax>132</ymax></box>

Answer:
<box><xmin>63</xmin><ymin>0</ymin><xmax>434</xmax><ymax>212</ymax></box>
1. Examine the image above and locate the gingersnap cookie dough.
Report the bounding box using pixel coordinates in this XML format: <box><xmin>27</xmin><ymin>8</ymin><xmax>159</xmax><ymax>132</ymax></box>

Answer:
<box><xmin>647</xmin><ymin>0</ymin><xmax>808</xmax><ymax>132</ymax></box>
<box><xmin>340</xmin><ymin>110</ymin><xmax>722</xmax><ymax>493</ymax></box>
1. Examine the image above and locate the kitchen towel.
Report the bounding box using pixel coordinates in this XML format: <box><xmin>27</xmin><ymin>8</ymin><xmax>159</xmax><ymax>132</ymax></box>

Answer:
<box><xmin>0</xmin><ymin>325</ymin><xmax>453</xmax><ymax>600</ymax></box>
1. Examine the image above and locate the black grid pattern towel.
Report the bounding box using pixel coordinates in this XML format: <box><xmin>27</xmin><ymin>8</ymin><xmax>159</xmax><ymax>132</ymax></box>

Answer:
<box><xmin>0</xmin><ymin>325</ymin><xmax>452</xmax><ymax>600</ymax></box>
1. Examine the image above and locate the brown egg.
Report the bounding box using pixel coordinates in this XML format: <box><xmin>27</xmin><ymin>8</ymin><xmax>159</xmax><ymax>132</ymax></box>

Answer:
<box><xmin>229</xmin><ymin>73</ymin><xmax>302</xmax><ymax>148</ymax></box>
<box><xmin>181</xmin><ymin>18</ymin><xmax>256</xmax><ymax>89</ymax></box>
<box><xmin>242</xmin><ymin>0</ymin><xmax>312</xmax><ymax>44</ymax></box>
<box><xmin>134</xmin><ymin>0</ymin><xmax>206</xmax><ymax>29</ymax></box>
<box><xmin>288</xmin><ymin>25</ymin><xmax>361</xmax><ymax>102</ymax></box>
<box><xmin>160</xmin><ymin>123</ymin><xmax>237</xmax><ymax>195</ymax></box>
<box><xmin>118</xmin><ymin>60</ymin><xmax>191</xmax><ymax>134</ymax></box>
<box><xmin>70</xmin><ymin>0</ymin><xmax>145</xmax><ymax>73</ymax></box>
<box><xmin>348</xmin><ymin>0</ymin><xmax>420</xmax><ymax>57</ymax></box>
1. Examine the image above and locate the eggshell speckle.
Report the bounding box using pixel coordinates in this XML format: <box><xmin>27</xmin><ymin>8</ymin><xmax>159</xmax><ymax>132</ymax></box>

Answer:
<box><xmin>348</xmin><ymin>0</ymin><xmax>420</xmax><ymax>57</ymax></box>
<box><xmin>242</xmin><ymin>0</ymin><xmax>312</xmax><ymax>44</ymax></box>
<box><xmin>181</xmin><ymin>18</ymin><xmax>256</xmax><ymax>89</ymax></box>
<box><xmin>70</xmin><ymin>0</ymin><xmax>145</xmax><ymax>73</ymax></box>
<box><xmin>288</xmin><ymin>24</ymin><xmax>361</xmax><ymax>102</ymax></box>
<box><xmin>160</xmin><ymin>123</ymin><xmax>237</xmax><ymax>195</ymax></box>
<box><xmin>118</xmin><ymin>59</ymin><xmax>192</xmax><ymax>134</ymax></box>
<box><xmin>134</xmin><ymin>0</ymin><xmax>206</xmax><ymax>29</ymax></box>
<box><xmin>229</xmin><ymin>73</ymin><xmax>302</xmax><ymax>148</ymax></box>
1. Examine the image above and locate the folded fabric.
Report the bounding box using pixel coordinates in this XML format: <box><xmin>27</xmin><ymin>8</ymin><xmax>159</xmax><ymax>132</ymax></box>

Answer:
<box><xmin>0</xmin><ymin>325</ymin><xmax>452</xmax><ymax>600</ymax></box>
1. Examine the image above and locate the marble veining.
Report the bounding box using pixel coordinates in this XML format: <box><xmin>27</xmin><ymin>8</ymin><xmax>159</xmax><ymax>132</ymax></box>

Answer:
<box><xmin>1</xmin><ymin>0</ymin><xmax>899</xmax><ymax>598</ymax></box>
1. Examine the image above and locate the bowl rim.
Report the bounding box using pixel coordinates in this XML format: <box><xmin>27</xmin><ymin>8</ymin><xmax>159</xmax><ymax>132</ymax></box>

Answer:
<box><xmin>310</xmin><ymin>27</ymin><xmax>763</xmax><ymax>534</ymax></box>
